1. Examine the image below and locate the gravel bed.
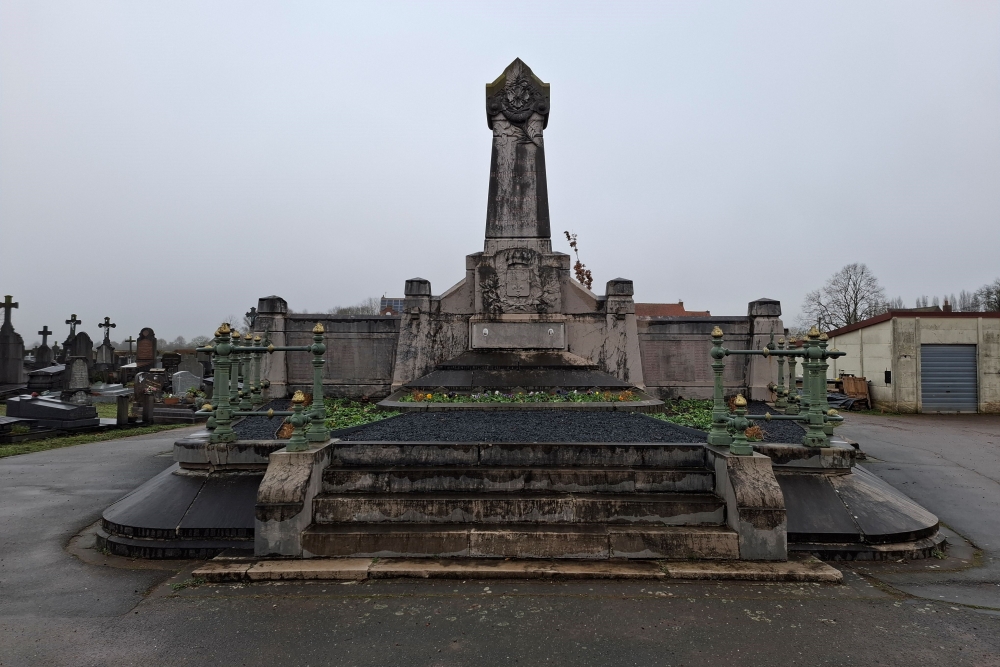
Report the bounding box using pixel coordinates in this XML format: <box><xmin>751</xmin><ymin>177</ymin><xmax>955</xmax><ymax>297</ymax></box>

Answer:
<box><xmin>747</xmin><ymin>400</ymin><xmax>806</xmax><ymax>443</ymax></box>
<box><xmin>340</xmin><ymin>410</ymin><xmax>707</xmax><ymax>443</ymax></box>
<box><xmin>232</xmin><ymin>399</ymin><xmax>291</xmax><ymax>440</ymax></box>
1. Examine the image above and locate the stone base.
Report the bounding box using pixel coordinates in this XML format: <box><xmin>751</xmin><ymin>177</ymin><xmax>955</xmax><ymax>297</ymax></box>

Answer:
<box><xmin>193</xmin><ymin>553</ymin><xmax>842</xmax><ymax>583</ymax></box>
<box><xmin>100</xmin><ymin>464</ymin><xmax>261</xmax><ymax>559</ymax></box>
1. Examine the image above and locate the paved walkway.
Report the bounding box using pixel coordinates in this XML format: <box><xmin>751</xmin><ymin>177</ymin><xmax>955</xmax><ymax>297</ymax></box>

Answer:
<box><xmin>1</xmin><ymin>419</ymin><xmax>999</xmax><ymax>666</ymax></box>
<box><xmin>840</xmin><ymin>413</ymin><xmax>1000</xmax><ymax>609</ymax></box>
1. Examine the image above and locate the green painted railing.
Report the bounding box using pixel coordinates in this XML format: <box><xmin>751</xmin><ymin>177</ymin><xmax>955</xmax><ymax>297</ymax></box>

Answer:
<box><xmin>709</xmin><ymin>325</ymin><xmax>845</xmax><ymax>454</ymax></box>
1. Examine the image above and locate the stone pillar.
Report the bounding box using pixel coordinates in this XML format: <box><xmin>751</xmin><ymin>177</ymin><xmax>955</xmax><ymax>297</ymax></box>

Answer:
<box><xmin>485</xmin><ymin>58</ymin><xmax>550</xmax><ymax>241</ymax></box>
<box><xmin>602</xmin><ymin>278</ymin><xmax>645</xmax><ymax>388</ymax></box>
<box><xmin>256</xmin><ymin>296</ymin><xmax>288</xmax><ymax>399</ymax></box>
<box><xmin>746</xmin><ymin>298</ymin><xmax>784</xmax><ymax>401</ymax></box>
<box><xmin>390</xmin><ymin>279</ymin><xmax>433</xmax><ymax>391</ymax></box>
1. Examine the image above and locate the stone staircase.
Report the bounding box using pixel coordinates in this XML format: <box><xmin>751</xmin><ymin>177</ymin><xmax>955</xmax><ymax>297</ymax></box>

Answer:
<box><xmin>299</xmin><ymin>441</ymin><xmax>740</xmax><ymax>560</ymax></box>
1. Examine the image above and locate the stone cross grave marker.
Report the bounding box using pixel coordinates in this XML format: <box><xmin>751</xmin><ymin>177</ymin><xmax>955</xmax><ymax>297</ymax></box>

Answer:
<box><xmin>65</xmin><ymin>314</ymin><xmax>81</xmax><ymax>337</ymax></box>
<box><xmin>122</xmin><ymin>336</ymin><xmax>136</xmax><ymax>363</ymax></box>
<box><xmin>99</xmin><ymin>316</ymin><xmax>116</xmax><ymax>343</ymax></box>
<box><xmin>96</xmin><ymin>316</ymin><xmax>117</xmax><ymax>370</ymax></box>
<box><xmin>1</xmin><ymin>295</ymin><xmax>17</xmax><ymax>330</ymax></box>
<box><xmin>35</xmin><ymin>325</ymin><xmax>53</xmax><ymax>367</ymax></box>
<box><xmin>0</xmin><ymin>294</ymin><xmax>26</xmax><ymax>384</ymax></box>
<box><xmin>246</xmin><ymin>306</ymin><xmax>258</xmax><ymax>330</ymax></box>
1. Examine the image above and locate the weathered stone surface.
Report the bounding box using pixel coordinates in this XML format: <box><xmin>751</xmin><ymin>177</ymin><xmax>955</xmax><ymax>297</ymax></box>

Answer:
<box><xmin>707</xmin><ymin>446</ymin><xmax>788</xmax><ymax>561</ymax></box>
<box><xmin>246</xmin><ymin>558</ymin><xmax>371</xmax><ymax>581</ymax></box>
<box><xmin>321</xmin><ymin>466</ymin><xmax>715</xmax><ymax>495</ymax></box>
<box><xmin>485</xmin><ymin>58</ymin><xmax>550</xmax><ymax>240</ymax></box>
<box><xmin>255</xmin><ymin>441</ymin><xmax>334</xmax><ymax>556</ymax></box>
<box><xmin>754</xmin><ymin>440</ymin><xmax>855</xmax><ymax>469</ymax></box>
<box><xmin>312</xmin><ymin>492</ymin><xmax>724</xmax><ymax>525</ymax></box>
<box><xmin>663</xmin><ymin>554</ymin><xmax>842</xmax><ymax>582</ymax></box>
<box><xmin>469</xmin><ymin>525</ymin><xmax>609</xmax><ymax>559</ymax></box>
<box><xmin>609</xmin><ymin>526</ymin><xmax>739</xmax><ymax>560</ymax></box>
<box><xmin>303</xmin><ymin>524</ymin><xmax>471</xmax><ymax>558</ymax></box>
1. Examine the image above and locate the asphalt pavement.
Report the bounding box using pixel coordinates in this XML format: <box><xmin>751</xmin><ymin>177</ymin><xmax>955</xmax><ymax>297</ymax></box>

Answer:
<box><xmin>1</xmin><ymin>417</ymin><xmax>999</xmax><ymax>667</ymax></box>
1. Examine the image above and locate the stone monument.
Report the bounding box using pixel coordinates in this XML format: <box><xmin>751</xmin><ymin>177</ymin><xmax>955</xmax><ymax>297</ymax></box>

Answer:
<box><xmin>34</xmin><ymin>325</ymin><xmax>54</xmax><ymax>368</ymax></box>
<box><xmin>135</xmin><ymin>327</ymin><xmax>157</xmax><ymax>371</ymax></box>
<box><xmin>62</xmin><ymin>331</ymin><xmax>94</xmax><ymax>404</ymax></box>
<box><xmin>390</xmin><ymin>59</ymin><xmax>643</xmax><ymax>392</ymax></box>
<box><xmin>0</xmin><ymin>295</ymin><xmax>26</xmax><ymax>385</ymax></box>
<box><xmin>95</xmin><ymin>316</ymin><xmax>117</xmax><ymax>372</ymax></box>
<box><xmin>59</xmin><ymin>314</ymin><xmax>82</xmax><ymax>364</ymax></box>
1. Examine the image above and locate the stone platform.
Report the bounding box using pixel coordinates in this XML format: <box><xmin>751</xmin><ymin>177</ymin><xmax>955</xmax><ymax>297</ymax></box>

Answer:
<box><xmin>101</xmin><ymin>413</ymin><xmax>943</xmax><ymax>562</ymax></box>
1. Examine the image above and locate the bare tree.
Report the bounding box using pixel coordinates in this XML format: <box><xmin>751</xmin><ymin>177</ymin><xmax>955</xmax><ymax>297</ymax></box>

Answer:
<box><xmin>328</xmin><ymin>296</ymin><xmax>381</xmax><ymax>316</ymax></box>
<box><xmin>886</xmin><ymin>296</ymin><xmax>905</xmax><ymax>310</ymax></box>
<box><xmin>799</xmin><ymin>263</ymin><xmax>888</xmax><ymax>330</ymax></box>
<box><xmin>976</xmin><ymin>278</ymin><xmax>1000</xmax><ymax>311</ymax></box>
<box><xmin>958</xmin><ymin>289</ymin><xmax>982</xmax><ymax>312</ymax></box>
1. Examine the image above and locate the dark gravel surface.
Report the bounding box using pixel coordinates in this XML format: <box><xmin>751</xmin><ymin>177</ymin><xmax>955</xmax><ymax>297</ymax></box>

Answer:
<box><xmin>747</xmin><ymin>400</ymin><xmax>807</xmax><ymax>443</ymax></box>
<box><xmin>232</xmin><ymin>399</ymin><xmax>290</xmax><ymax>440</ymax></box>
<box><xmin>340</xmin><ymin>410</ymin><xmax>707</xmax><ymax>443</ymax></box>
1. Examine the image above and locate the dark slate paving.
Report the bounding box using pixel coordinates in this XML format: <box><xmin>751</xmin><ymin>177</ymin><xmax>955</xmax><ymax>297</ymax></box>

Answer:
<box><xmin>340</xmin><ymin>410</ymin><xmax>707</xmax><ymax>443</ymax></box>
<box><xmin>232</xmin><ymin>399</ymin><xmax>290</xmax><ymax>439</ymax></box>
<box><xmin>747</xmin><ymin>400</ymin><xmax>807</xmax><ymax>443</ymax></box>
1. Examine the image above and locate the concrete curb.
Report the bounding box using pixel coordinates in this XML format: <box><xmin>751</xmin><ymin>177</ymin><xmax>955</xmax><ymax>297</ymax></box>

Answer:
<box><xmin>194</xmin><ymin>554</ymin><xmax>842</xmax><ymax>584</ymax></box>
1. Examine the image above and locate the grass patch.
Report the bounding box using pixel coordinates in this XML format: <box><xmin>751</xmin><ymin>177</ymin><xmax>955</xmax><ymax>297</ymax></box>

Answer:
<box><xmin>170</xmin><ymin>577</ymin><xmax>207</xmax><ymax>591</ymax></box>
<box><xmin>400</xmin><ymin>389</ymin><xmax>640</xmax><ymax>404</ymax></box>
<box><xmin>0</xmin><ymin>423</ymin><xmax>188</xmax><ymax>459</ymax></box>
<box><xmin>324</xmin><ymin>398</ymin><xmax>399</xmax><ymax>431</ymax></box>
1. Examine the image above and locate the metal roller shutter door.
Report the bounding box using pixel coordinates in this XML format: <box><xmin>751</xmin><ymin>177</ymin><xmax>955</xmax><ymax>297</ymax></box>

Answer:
<box><xmin>920</xmin><ymin>344</ymin><xmax>978</xmax><ymax>412</ymax></box>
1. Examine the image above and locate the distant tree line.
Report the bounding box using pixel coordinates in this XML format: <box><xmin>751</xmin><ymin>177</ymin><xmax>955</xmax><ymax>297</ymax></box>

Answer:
<box><xmin>800</xmin><ymin>264</ymin><xmax>1000</xmax><ymax>331</ymax></box>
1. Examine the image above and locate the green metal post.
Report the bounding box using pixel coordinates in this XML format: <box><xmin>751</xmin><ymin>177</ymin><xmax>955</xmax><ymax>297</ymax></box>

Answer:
<box><xmin>729</xmin><ymin>394</ymin><xmax>753</xmax><ymax>455</ymax></box>
<box><xmin>239</xmin><ymin>332</ymin><xmax>253</xmax><ymax>411</ymax></box>
<box><xmin>802</xmin><ymin>328</ymin><xmax>828</xmax><ymax>447</ymax></box>
<box><xmin>307</xmin><ymin>322</ymin><xmax>329</xmax><ymax>442</ymax></box>
<box><xmin>285</xmin><ymin>390</ymin><xmax>310</xmax><ymax>452</ymax></box>
<box><xmin>212</xmin><ymin>324</ymin><xmax>236</xmax><ymax>443</ymax></box>
<box><xmin>229</xmin><ymin>329</ymin><xmax>241</xmax><ymax>412</ymax></box>
<box><xmin>775</xmin><ymin>337</ymin><xmax>787</xmax><ymax>410</ymax></box>
<box><xmin>250</xmin><ymin>334</ymin><xmax>264</xmax><ymax>405</ymax></box>
<box><xmin>818</xmin><ymin>333</ymin><xmax>834</xmax><ymax>437</ymax></box>
<box><xmin>785</xmin><ymin>341</ymin><xmax>800</xmax><ymax>415</ymax></box>
<box><xmin>708</xmin><ymin>326</ymin><xmax>732</xmax><ymax>447</ymax></box>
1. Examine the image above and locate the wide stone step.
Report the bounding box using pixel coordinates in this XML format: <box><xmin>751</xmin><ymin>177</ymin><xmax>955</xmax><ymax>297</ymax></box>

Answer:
<box><xmin>330</xmin><ymin>442</ymin><xmax>706</xmax><ymax>469</ymax></box>
<box><xmin>301</xmin><ymin>523</ymin><xmax>739</xmax><ymax>560</ymax></box>
<box><xmin>313</xmin><ymin>492</ymin><xmax>725</xmax><ymax>526</ymax></box>
<box><xmin>322</xmin><ymin>466</ymin><xmax>714</xmax><ymax>494</ymax></box>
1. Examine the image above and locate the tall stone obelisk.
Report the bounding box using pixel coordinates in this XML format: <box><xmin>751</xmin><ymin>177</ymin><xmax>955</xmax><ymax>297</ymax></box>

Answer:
<box><xmin>485</xmin><ymin>59</ymin><xmax>550</xmax><ymax>243</ymax></box>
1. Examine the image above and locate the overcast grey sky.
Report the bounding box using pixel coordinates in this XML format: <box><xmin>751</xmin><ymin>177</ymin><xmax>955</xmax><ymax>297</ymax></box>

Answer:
<box><xmin>2</xmin><ymin>1</ymin><xmax>998</xmax><ymax>345</ymax></box>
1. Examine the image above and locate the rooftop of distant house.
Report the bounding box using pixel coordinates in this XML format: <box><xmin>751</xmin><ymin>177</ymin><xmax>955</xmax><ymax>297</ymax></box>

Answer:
<box><xmin>635</xmin><ymin>302</ymin><xmax>711</xmax><ymax>317</ymax></box>
<box><xmin>828</xmin><ymin>301</ymin><xmax>1000</xmax><ymax>337</ymax></box>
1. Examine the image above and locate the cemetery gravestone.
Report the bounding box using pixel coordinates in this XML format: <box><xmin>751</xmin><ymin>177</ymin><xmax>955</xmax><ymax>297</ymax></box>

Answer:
<box><xmin>60</xmin><ymin>314</ymin><xmax>82</xmax><ymax>363</ymax></box>
<box><xmin>0</xmin><ymin>295</ymin><xmax>26</xmax><ymax>384</ymax></box>
<box><xmin>95</xmin><ymin>316</ymin><xmax>117</xmax><ymax>371</ymax></box>
<box><xmin>34</xmin><ymin>325</ymin><xmax>54</xmax><ymax>368</ymax></box>
<box><xmin>161</xmin><ymin>352</ymin><xmax>181</xmax><ymax>377</ymax></box>
<box><xmin>177</xmin><ymin>354</ymin><xmax>204</xmax><ymax>378</ymax></box>
<box><xmin>172</xmin><ymin>371</ymin><xmax>201</xmax><ymax>398</ymax></box>
<box><xmin>136</xmin><ymin>328</ymin><xmax>157</xmax><ymax>371</ymax></box>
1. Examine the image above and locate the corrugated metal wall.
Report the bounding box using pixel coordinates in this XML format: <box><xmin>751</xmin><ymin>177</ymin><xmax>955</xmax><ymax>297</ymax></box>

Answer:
<box><xmin>920</xmin><ymin>344</ymin><xmax>978</xmax><ymax>412</ymax></box>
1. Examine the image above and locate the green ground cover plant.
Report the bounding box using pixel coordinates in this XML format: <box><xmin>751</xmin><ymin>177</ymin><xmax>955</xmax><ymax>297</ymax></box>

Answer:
<box><xmin>400</xmin><ymin>389</ymin><xmax>639</xmax><ymax>404</ymax></box>
<box><xmin>324</xmin><ymin>398</ymin><xmax>399</xmax><ymax>430</ymax></box>
<box><xmin>647</xmin><ymin>399</ymin><xmax>714</xmax><ymax>430</ymax></box>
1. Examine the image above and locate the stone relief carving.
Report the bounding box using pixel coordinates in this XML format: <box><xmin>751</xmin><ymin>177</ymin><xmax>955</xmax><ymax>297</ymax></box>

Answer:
<box><xmin>476</xmin><ymin>248</ymin><xmax>562</xmax><ymax>316</ymax></box>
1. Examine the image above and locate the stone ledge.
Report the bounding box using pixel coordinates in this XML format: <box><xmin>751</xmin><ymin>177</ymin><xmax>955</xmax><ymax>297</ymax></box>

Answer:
<box><xmin>193</xmin><ymin>554</ymin><xmax>840</xmax><ymax>583</ymax></box>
